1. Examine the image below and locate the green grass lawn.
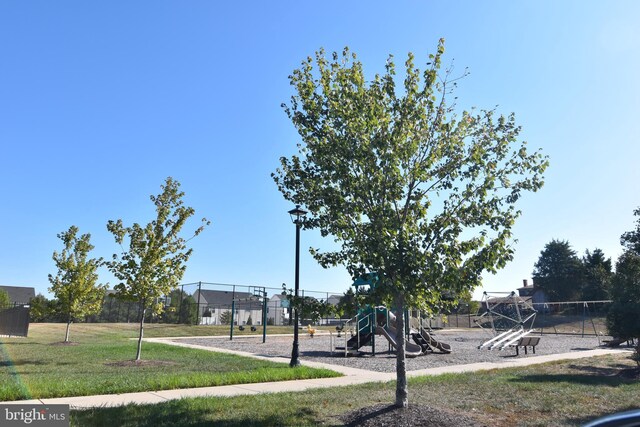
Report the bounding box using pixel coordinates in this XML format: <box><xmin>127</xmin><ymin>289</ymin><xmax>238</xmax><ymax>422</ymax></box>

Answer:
<box><xmin>0</xmin><ymin>323</ymin><xmax>340</xmax><ymax>401</ymax></box>
<box><xmin>71</xmin><ymin>354</ymin><xmax>640</xmax><ymax>427</ymax></box>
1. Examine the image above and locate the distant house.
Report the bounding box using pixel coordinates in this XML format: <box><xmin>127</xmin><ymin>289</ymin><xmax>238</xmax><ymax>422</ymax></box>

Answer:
<box><xmin>0</xmin><ymin>285</ymin><xmax>36</xmax><ymax>305</ymax></box>
<box><xmin>267</xmin><ymin>294</ymin><xmax>289</xmax><ymax>326</ymax></box>
<box><xmin>517</xmin><ymin>280</ymin><xmax>547</xmax><ymax>305</ymax></box>
<box><xmin>326</xmin><ymin>294</ymin><xmax>342</xmax><ymax>307</ymax></box>
<box><xmin>192</xmin><ymin>289</ymin><xmax>264</xmax><ymax>326</ymax></box>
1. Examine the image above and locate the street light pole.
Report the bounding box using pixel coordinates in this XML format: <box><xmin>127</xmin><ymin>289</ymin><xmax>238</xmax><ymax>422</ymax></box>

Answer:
<box><xmin>288</xmin><ymin>205</ymin><xmax>307</xmax><ymax>367</ymax></box>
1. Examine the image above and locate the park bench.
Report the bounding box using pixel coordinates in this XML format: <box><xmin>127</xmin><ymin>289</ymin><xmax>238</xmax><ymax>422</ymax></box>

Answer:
<box><xmin>511</xmin><ymin>336</ymin><xmax>540</xmax><ymax>356</ymax></box>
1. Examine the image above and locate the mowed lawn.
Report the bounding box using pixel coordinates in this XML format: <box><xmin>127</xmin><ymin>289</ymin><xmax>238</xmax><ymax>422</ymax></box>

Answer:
<box><xmin>0</xmin><ymin>323</ymin><xmax>339</xmax><ymax>401</ymax></box>
<box><xmin>71</xmin><ymin>354</ymin><xmax>640</xmax><ymax>427</ymax></box>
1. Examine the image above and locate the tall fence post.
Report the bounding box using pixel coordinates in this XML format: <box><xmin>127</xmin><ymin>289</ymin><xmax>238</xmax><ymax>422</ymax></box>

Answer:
<box><xmin>262</xmin><ymin>290</ymin><xmax>267</xmax><ymax>343</ymax></box>
<box><xmin>196</xmin><ymin>281</ymin><xmax>202</xmax><ymax>326</ymax></box>
<box><xmin>230</xmin><ymin>299</ymin><xmax>235</xmax><ymax>340</ymax></box>
<box><xmin>178</xmin><ymin>284</ymin><xmax>184</xmax><ymax>325</ymax></box>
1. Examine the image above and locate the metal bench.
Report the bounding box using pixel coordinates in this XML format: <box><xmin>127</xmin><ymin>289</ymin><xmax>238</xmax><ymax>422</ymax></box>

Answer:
<box><xmin>512</xmin><ymin>336</ymin><xmax>540</xmax><ymax>356</ymax></box>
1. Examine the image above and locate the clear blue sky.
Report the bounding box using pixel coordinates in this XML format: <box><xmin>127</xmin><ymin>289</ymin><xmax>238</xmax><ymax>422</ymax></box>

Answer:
<box><xmin>1</xmin><ymin>1</ymin><xmax>638</xmax><ymax>301</ymax></box>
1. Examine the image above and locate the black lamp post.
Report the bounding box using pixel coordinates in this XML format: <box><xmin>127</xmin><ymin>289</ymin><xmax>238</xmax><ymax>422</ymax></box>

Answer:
<box><xmin>288</xmin><ymin>205</ymin><xmax>307</xmax><ymax>367</ymax></box>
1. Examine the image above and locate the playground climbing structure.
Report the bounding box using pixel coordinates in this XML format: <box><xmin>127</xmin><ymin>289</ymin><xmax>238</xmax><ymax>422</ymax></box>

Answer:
<box><xmin>476</xmin><ymin>291</ymin><xmax>537</xmax><ymax>351</ymax></box>
<box><xmin>332</xmin><ymin>273</ymin><xmax>452</xmax><ymax>357</ymax></box>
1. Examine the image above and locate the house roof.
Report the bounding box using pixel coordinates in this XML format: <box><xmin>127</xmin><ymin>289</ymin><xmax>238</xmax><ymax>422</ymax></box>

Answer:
<box><xmin>0</xmin><ymin>285</ymin><xmax>36</xmax><ymax>305</ymax></box>
<box><xmin>193</xmin><ymin>289</ymin><xmax>261</xmax><ymax>309</ymax></box>
<box><xmin>485</xmin><ymin>295</ymin><xmax>533</xmax><ymax>305</ymax></box>
<box><xmin>326</xmin><ymin>294</ymin><xmax>342</xmax><ymax>305</ymax></box>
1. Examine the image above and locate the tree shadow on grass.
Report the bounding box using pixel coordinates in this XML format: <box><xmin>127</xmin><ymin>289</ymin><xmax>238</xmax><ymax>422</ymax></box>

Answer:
<box><xmin>566</xmin><ymin>363</ymin><xmax>636</xmax><ymax>376</ymax></box>
<box><xmin>71</xmin><ymin>401</ymin><xmax>320</xmax><ymax>427</ymax></box>
<box><xmin>0</xmin><ymin>359</ymin><xmax>46</xmax><ymax>367</ymax></box>
<box><xmin>0</xmin><ymin>341</ymin><xmax>37</xmax><ymax>345</ymax></box>
<box><xmin>509</xmin><ymin>373</ymin><xmax>633</xmax><ymax>387</ymax></box>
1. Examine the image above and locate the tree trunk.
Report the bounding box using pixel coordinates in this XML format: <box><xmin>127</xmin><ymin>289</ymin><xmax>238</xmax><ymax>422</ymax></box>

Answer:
<box><xmin>64</xmin><ymin>318</ymin><xmax>71</xmax><ymax>343</ymax></box>
<box><xmin>394</xmin><ymin>293</ymin><xmax>408</xmax><ymax>408</ymax></box>
<box><xmin>136</xmin><ymin>307</ymin><xmax>145</xmax><ymax>361</ymax></box>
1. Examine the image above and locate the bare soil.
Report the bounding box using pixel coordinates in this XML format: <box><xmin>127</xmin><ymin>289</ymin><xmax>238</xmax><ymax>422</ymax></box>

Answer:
<box><xmin>341</xmin><ymin>403</ymin><xmax>487</xmax><ymax>427</ymax></box>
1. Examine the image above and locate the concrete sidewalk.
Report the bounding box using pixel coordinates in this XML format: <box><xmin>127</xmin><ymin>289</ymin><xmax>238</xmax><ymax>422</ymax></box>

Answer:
<box><xmin>0</xmin><ymin>340</ymin><xmax>628</xmax><ymax>410</ymax></box>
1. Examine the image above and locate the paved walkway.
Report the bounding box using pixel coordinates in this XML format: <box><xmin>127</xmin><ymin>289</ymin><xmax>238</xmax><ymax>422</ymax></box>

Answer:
<box><xmin>1</xmin><ymin>338</ymin><xmax>629</xmax><ymax>410</ymax></box>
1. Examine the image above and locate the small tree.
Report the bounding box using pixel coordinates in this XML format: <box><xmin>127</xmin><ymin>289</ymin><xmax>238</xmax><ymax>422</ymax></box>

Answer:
<box><xmin>219</xmin><ymin>310</ymin><xmax>232</xmax><ymax>325</ymax></box>
<box><xmin>281</xmin><ymin>285</ymin><xmax>331</xmax><ymax>324</ymax></box>
<box><xmin>48</xmin><ymin>226</ymin><xmax>108</xmax><ymax>342</ymax></box>
<box><xmin>532</xmin><ymin>239</ymin><xmax>583</xmax><ymax>302</ymax></box>
<box><xmin>246</xmin><ymin>315</ymin><xmax>253</xmax><ymax>326</ymax></box>
<box><xmin>107</xmin><ymin>177</ymin><xmax>208</xmax><ymax>361</ymax></box>
<box><xmin>273</xmin><ymin>40</ymin><xmax>547</xmax><ymax>407</ymax></box>
<box><xmin>0</xmin><ymin>289</ymin><xmax>10</xmax><ymax>308</ymax></box>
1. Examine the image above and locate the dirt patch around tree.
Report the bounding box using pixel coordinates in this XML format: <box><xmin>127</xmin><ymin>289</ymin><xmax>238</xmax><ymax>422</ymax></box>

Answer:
<box><xmin>105</xmin><ymin>360</ymin><xmax>179</xmax><ymax>368</ymax></box>
<box><xmin>618</xmin><ymin>367</ymin><xmax>640</xmax><ymax>380</ymax></box>
<box><xmin>340</xmin><ymin>403</ymin><xmax>487</xmax><ymax>427</ymax></box>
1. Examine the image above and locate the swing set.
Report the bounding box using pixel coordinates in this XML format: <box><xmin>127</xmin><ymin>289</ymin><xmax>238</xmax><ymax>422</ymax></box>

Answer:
<box><xmin>229</xmin><ymin>286</ymin><xmax>269</xmax><ymax>343</ymax></box>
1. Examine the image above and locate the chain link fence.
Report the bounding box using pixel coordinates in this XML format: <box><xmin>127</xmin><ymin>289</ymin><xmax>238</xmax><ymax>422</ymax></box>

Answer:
<box><xmin>0</xmin><ymin>302</ymin><xmax>31</xmax><ymax>336</ymax></box>
<box><xmin>437</xmin><ymin>300</ymin><xmax>612</xmax><ymax>336</ymax></box>
<box><xmin>81</xmin><ymin>282</ymin><xmax>347</xmax><ymax>326</ymax></box>
<box><xmin>28</xmin><ymin>282</ymin><xmax>618</xmax><ymax>338</ymax></box>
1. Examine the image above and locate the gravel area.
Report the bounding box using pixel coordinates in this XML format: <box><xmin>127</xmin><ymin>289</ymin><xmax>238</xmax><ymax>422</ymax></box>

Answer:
<box><xmin>176</xmin><ymin>329</ymin><xmax>609</xmax><ymax>373</ymax></box>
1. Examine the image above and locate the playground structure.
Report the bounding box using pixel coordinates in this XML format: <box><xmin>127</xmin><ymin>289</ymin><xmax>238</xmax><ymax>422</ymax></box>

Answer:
<box><xmin>332</xmin><ymin>274</ymin><xmax>451</xmax><ymax>357</ymax></box>
<box><xmin>476</xmin><ymin>291</ymin><xmax>538</xmax><ymax>351</ymax></box>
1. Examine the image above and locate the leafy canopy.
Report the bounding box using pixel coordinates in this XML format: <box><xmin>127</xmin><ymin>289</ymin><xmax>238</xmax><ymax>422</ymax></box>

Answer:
<box><xmin>274</xmin><ymin>40</ymin><xmax>548</xmax><ymax>407</ymax></box>
<box><xmin>581</xmin><ymin>248</ymin><xmax>612</xmax><ymax>301</ymax></box>
<box><xmin>274</xmin><ymin>39</ymin><xmax>548</xmax><ymax>311</ymax></box>
<box><xmin>107</xmin><ymin>177</ymin><xmax>208</xmax><ymax>359</ymax></box>
<box><xmin>607</xmin><ymin>207</ymin><xmax>640</xmax><ymax>364</ymax></box>
<box><xmin>107</xmin><ymin>177</ymin><xmax>208</xmax><ymax>314</ymax></box>
<box><xmin>0</xmin><ymin>289</ymin><xmax>9</xmax><ymax>307</ymax></box>
<box><xmin>532</xmin><ymin>239</ymin><xmax>584</xmax><ymax>302</ymax></box>
<box><xmin>48</xmin><ymin>226</ymin><xmax>108</xmax><ymax>322</ymax></box>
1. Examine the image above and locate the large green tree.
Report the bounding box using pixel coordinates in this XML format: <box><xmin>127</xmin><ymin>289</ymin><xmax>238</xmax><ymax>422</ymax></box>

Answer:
<box><xmin>620</xmin><ymin>207</ymin><xmax>640</xmax><ymax>254</ymax></box>
<box><xmin>336</xmin><ymin>288</ymin><xmax>358</xmax><ymax>320</ymax></box>
<box><xmin>532</xmin><ymin>239</ymin><xmax>583</xmax><ymax>302</ymax></box>
<box><xmin>48</xmin><ymin>226</ymin><xmax>108</xmax><ymax>342</ymax></box>
<box><xmin>607</xmin><ymin>208</ymin><xmax>640</xmax><ymax>366</ymax></box>
<box><xmin>107</xmin><ymin>177</ymin><xmax>208</xmax><ymax>361</ymax></box>
<box><xmin>581</xmin><ymin>248</ymin><xmax>612</xmax><ymax>301</ymax></box>
<box><xmin>273</xmin><ymin>40</ymin><xmax>547</xmax><ymax>407</ymax></box>
<box><xmin>29</xmin><ymin>294</ymin><xmax>53</xmax><ymax>322</ymax></box>
<box><xmin>161</xmin><ymin>289</ymin><xmax>198</xmax><ymax>325</ymax></box>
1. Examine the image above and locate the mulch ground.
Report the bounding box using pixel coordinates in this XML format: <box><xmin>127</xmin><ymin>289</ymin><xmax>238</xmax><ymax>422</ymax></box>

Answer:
<box><xmin>341</xmin><ymin>403</ymin><xmax>487</xmax><ymax>427</ymax></box>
